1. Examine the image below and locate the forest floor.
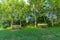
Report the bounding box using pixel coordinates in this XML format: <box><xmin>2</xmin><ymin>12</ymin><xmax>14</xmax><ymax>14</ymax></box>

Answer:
<box><xmin>0</xmin><ymin>27</ymin><xmax>60</xmax><ymax>40</ymax></box>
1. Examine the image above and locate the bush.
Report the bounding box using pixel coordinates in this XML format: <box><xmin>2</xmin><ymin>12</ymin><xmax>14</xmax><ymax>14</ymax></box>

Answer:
<box><xmin>54</xmin><ymin>22</ymin><xmax>60</xmax><ymax>26</ymax></box>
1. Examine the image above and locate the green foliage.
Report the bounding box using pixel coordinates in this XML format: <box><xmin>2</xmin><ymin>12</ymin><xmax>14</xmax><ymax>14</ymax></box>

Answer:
<box><xmin>0</xmin><ymin>0</ymin><xmax>59</xmax><ymax>28</ymax></box>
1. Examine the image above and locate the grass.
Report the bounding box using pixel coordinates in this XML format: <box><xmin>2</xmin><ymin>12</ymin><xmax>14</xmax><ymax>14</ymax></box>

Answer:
<box><xmin>0</xmin><ymin>27</ymin><xmax>60</xmax><ymax>40</ymax></box>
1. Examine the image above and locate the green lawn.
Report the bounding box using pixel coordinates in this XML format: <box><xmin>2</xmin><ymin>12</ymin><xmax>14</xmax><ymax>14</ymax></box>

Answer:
<box><xmin>0</xmin><ymin>27</ymin><xmax>60</xmax><ymax>40</ymax></box>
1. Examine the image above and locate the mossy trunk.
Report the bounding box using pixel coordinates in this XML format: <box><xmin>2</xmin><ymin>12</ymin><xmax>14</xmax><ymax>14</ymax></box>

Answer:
<box><xmin>20</xmin><ymin>20</ymin><xmax>21</xmax><ymax>28</ymax></box>
<box><xmin>51</xmin><ymin>19</ymin><xmax>54</xmax><ymax>27</ymax></box>
<box><xmin>35</xmin><ymin>15</ymin><xmax>37</xmax><ymax>28</ymax></box>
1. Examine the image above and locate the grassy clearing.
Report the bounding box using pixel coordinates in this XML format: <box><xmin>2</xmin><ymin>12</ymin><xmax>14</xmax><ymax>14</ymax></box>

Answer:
<box><xmin>0</xmin><ymin>27</ymin><xmax>60</xmax><ymax>40</ymax></box>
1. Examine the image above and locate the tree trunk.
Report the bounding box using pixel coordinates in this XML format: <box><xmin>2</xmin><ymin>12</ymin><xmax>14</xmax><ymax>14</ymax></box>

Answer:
<box><xmin>20</xmin><ymin>20</ymin><xmax>21</xmax><ymax>28</ymax></box>
<box><xmin>11</xmin><ymin>18</ymin><xmax>13</xmax><ymax>28</ymax></box>
<box><xmin>44</xmin><ymin>17</ymin><xmax>46</xmax><ymax>23</ymax></box>
<box><xmin>51</xmin><ymin>19</ymin><xmax>54</xmax><ymax>27</ymax></box>
<box><xmin>35</xmin><ymin>15</ymin><xmax>37</xmax><ymax>28</ymax></box>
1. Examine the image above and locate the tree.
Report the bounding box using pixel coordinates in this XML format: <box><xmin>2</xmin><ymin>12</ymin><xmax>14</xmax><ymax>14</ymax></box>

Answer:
<box><xmin>29</xmin><ymin>0</ymin><xmax>43</xmax><ymax>27</ymax></box>
<box><xmin>48</xmin><ymin>0</ymin><xmax>57</xmax><ymax>27</ymax></box>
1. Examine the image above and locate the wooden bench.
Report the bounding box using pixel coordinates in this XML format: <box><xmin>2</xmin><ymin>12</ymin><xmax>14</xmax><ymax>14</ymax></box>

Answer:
<box><xmin>12</xmin><ymin>25</ymin><xmax>21</xmax><ymax>29</ymax></box>
<box><xmin>37</xmin><ymin>23</ymin><xmax>48</xmax><ymax>28</ymax></box>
